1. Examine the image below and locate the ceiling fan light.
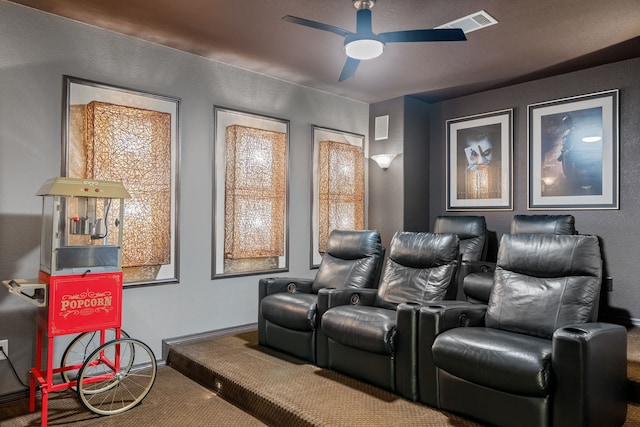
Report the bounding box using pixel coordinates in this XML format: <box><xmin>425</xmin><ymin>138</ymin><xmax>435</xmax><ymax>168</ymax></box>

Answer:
<box><xmin>345</xmin><ymin>39</ymin><xmax>384</xmax><ymax>60</ymax></box>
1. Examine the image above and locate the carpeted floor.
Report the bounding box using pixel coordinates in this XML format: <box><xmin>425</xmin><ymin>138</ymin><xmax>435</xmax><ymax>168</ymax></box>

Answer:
<box><xmin>0</xmin><ymin>365</ymin><xmax>267</xmax><ymax>426</ymax></box>
<box><xmin>2</xmin><ymin>328</ymin><xmax>640</xmax><ymax>426</ymax></box>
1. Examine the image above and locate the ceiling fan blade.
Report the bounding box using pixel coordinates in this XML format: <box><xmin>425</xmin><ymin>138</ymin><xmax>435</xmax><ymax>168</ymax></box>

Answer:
<box><xmin>379</xmin><ymin>28</ymin><xmax>466</xmax><ymax>43</ymax></box>
<box><xmin>339</xmin><ymin>57</ymin><xmax>360</xmax><ymax>81</ymax></box>
<box><xmin>282</xmin><ymin>15</ymin><xmax>352</xmax><ymax>38</ymax></box>
<box><xmin>356</xmin><ymin>9</ymin><xmax>373</xmax><ymax>34</ymax></box>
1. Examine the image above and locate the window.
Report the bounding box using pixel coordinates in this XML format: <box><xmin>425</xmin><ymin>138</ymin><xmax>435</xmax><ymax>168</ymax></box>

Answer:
<box><xmin>317</xmin><ymin>140</ymin><xmax>365</xmax><ymax>253</ymax></box>
<box><xmin>311</xmin><ymin>126</ymin><xmax>366</xmax><ymax>267</ymax></box>
<box><xmin>69</xmin><ymin>101</ymin><xmax>171</xmax><ymax>280</ymax></box>
<box><xmin>223</xmin><ymin>125</ymin><xmax>286</xmax><ymax>273</ymax></box>
<box><xmin>212</xmin><ymin>107</ymin><xmax>289</xmax><ymax>278</ymax></box>
<box><xmin>64</xmin><ymin>76</ymin><xmax>180</xmax><ymax>286</ymax></box>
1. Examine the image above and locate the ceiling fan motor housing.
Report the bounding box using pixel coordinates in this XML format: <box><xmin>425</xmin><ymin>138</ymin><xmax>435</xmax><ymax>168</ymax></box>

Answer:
<box><xmin>353</xmin><ymin>0</ymin><xmax>376</xmax><ymax>10</ymax></box>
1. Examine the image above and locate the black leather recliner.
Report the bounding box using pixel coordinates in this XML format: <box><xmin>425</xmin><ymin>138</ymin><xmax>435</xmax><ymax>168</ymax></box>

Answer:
<box><xmin>418</xmin><ymin>233</ymin><xmax>627</xmax><ymax>427</ymax></box>
<box><xmin>432</xmin><ymin>215</ymin><xmax>487</xmax><ymax>300</ymax></box>
<box><xmin>258</xmin><ymin>229</ymin><xmax>384</xmax><ymax>363</ymax></box>
<box><xmin>463</xmin><ymin>214</ymin><xmax>576</xmax><ymax>303</ymax></box>
<box><xmin>316</xmin><ymin>231</ymin><xmax>459</xmax><ymax>401</ymax></box>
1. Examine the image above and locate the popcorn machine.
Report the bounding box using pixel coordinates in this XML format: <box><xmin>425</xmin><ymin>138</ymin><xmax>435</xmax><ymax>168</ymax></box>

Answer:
<box><xmin>2</xmin><ymin>177</ymin><xmax>157</xmax><ymax>426</ymax></box>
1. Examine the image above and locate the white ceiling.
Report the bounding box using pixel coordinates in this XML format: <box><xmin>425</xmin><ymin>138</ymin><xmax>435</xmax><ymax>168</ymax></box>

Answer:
<box><xmin>9</xmin><ymin>0</ymin><xmax>640</xmax><ymax>103</ymax></box>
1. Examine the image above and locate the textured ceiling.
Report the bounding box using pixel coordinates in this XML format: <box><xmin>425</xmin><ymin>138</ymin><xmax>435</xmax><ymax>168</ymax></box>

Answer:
<box><xmin>9</xmin><ymin>0</ymin><xmax>640</xmax><ymax>103</ymax></box>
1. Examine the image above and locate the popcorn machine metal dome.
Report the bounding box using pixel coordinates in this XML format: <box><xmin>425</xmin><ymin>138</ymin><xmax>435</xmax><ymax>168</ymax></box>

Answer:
<box><xmin>2</xmin><ymin>177</ymin><xmax>157</xmax><ymax>426</ymax></box>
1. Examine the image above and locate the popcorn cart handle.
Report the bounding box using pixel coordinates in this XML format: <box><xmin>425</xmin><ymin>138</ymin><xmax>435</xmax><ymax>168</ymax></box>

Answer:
<box><xmin>1</xmin><ymin>278</ymin><xmax>47</xmax><ymax>307</ymax></box>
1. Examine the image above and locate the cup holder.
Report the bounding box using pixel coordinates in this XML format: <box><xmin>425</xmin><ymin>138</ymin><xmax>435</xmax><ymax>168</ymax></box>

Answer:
<box><xmin>562</xmin><ymin>327</ymin><xmax>589</xmax><ymax>335</ymax></box>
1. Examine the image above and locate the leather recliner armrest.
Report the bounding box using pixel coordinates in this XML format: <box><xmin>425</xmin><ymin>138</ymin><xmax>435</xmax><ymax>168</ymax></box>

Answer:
<box><xmin>552</xmin><ymin>322</ymin><xmax>628</xmax><ymax>427</ymax></box>
<box><xmin>417</xmin><ymin>302</ymin><xmax>487</xmax><ymax>406</ymax></box>
<box><xmin>395</xmin><ymin>302</ymin><xmax>425</xmax><ymax>401</ymax></box>
<box><xmin>462</xmin><ymin>271</ymin><xmax>494</xmax><ymax>303</ymax></box>
<box><xmin>420</xmin><ymin>302</ymin><xmax>487</xmax><ymax>334</ymax></box>
<box><xmin>258</xmin><ymin>277</ymin><xmax>314</xmax><ymax>346</ymax></box>
<box><xmin>317</xmin><ymin>287</ymin><xmax>378</xmax><ymax>312</ymax></box>
<box><xmin>463</xmin><ymin>260</ymin><xmax>495</xmax><ymax>298</ymax></box>
<box><xmin>258</xmin><ymin>277</ymin><xmax>314</xmax><ymax>300</ymax></box>
<box><xmin>315</xmin><ymin>287</ymin><xmax>378</xmax><ymax>368</ymax></box>
<box><xmin>465</xmin><ymin>260</ymin><xmax>496</xmax><ymax>275</ymax></box>
<box><xmin>461</xmin><ymin>260</ymin><xmax>495</xmax><ymax>303</ymax></box>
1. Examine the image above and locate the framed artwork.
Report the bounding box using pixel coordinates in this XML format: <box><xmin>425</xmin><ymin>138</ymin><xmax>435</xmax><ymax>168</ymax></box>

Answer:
<box><xmin>212</xmin><ymin>107</ymin><xmax>289</xmax><ymax>278</ymax></box>
<box><xmin>528</xmin><ymin>89</ymin><xmax>619</xmax><ymax>210</ymax></box>
<box><xmin>311</xmin><ymin>126</ymin><xmax>365</xmax><ymax>268</ymax></box>
<box><xmin>446</xmin><ymin>109</ymin><xmax>513</xmax><ymax>211</ymax></box>
<box><xmin>63</xmin><ymin>76</ymin><xmax>180</xmax><ymax>287</ymax></box>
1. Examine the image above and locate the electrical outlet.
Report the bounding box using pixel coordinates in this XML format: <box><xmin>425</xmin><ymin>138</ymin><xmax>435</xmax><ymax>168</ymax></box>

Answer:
<box><xmin>0</xmin><ymin>339</ymin><xmax>7</xmax><ymax>360</ymax></box>
<box><xmin>605</xmin><ymin>277</ymin><xmax>613</xmax><ymax>292</ymax></box>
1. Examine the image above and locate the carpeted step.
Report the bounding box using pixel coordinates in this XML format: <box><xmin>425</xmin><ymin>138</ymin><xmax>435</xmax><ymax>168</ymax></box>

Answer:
<box><xmin>167</xmin><ymin>329</ymin><xmax>640</xmax><ymax>426</ymax></box>
<box><xmin>166</xmin><ymin>331</ymin><xmax>483</xmax><ymax>427</ymax></box>
<box><xmin>627</xmin><ymin>327</ymin><xmax>640</xmax><ymax>404</ymax></box>
<box><xmin>167</xmin><ymin>338</ymin><xmax>316</xmax><ymax>427</ymax></box>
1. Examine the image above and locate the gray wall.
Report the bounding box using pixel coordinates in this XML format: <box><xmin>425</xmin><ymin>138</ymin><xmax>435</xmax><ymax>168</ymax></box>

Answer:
<box><xmin>368</xmin><ymin>96</ymin><xmax>431</xmax><ymax>250</ymax></box>
<box><xmin>0</xmin><ymin>2</ymin><xmax>369</xmax><ymax>397</ymax></box>
<box><xmin>368</xmin><ymin>98</ymin><xmax>405</xmax><ymax>249</ymax></box>
<box><xmin>427</xmin><ymin>57</ymin><xmax>640</xmax><ymax>324</ymax></box>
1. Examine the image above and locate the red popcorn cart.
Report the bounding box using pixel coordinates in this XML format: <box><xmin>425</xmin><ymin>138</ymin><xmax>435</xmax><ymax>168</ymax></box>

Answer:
<box><xmin>2</xmin><ymin>177</ymin><xmax>157</xmax><ymax>426</ymax></box>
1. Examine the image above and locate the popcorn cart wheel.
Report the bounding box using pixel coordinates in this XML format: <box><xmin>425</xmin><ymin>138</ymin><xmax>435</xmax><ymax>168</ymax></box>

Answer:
<box><xmin>2</xmin><ymin>178</ymin><xmax>157</xmax><ymax>426</ymax></box>
<box><xmin>60</xmin><ymin>328</ymin><xmax>130</xmax><ymax>390</ymax></box>
<box><xmin>76</xmin><ymin>337</ymin><xmax>157</xmax><ymax>415</ymax></box>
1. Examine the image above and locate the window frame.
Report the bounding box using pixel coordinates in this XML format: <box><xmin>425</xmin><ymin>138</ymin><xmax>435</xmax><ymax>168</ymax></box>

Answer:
<box><xmin>212</xmin><ymin>107</ymin><xmax>290</xmax><ymax>279</ymax></box>
<box><xmin>310</xmin><ymin>125</ymin><xmax>366</xmax><ymax>268</ymax></box>
<box><xmin>63</xmin><ymin>75</ymin><xmax>181</xmax><ymax>287</ymax></box>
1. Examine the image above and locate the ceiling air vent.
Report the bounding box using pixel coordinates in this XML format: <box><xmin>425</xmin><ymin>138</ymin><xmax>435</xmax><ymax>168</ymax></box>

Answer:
<box><xmin>436</xmin><ymin>10</ymin><xmax>497</xmax><ymax>34</ymax></box>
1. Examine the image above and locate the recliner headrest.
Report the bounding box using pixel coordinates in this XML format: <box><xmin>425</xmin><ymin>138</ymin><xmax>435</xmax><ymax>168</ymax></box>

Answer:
<box><xmin>325</xmin><ymin>229</ymin><xmax>383</xmax><ymax>260</ymax></box>
<box><xmin>433</xmin><ymin>215</ymin><xmax>487</xmax><ymax>262</ymax></box>
<box><xmin>510</xmin><ymin>214</ymin><xmax>576</xmax><ymax>235</ymax></box>
<box><xmin>496</xmin><ymin>233</ymin><xmax>600</xmax><ymax>278</ymax></box>
<box><xmin>433</xmin><ymin>216</ymin><xmax>486</xmax><ymax>240</ymax></box>
<box><xmin>389</xmin><ymin>232</ymin><xmax>459</xmax><ymax>268</ymax></box>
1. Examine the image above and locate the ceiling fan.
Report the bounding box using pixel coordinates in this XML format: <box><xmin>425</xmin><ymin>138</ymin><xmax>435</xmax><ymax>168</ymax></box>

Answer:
<box><xmin>283</xmin><ymin>0</ymin><xmax>467</xmax><ymax>81</ymax></box>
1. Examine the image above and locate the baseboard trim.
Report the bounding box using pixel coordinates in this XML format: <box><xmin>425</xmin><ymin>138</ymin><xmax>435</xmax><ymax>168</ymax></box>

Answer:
<box><xmin>161</xmin><ymin>323</ymin><xmax>257</xmax><ymax>361</ymax></box>
<box><xmin>601</xmin><ymin>315</ymin><xmax>640</xmax><ymax>328</ymax></box>
<box><xmin>0</xmin><ymin>388</ymin><xmax>29</xmax><ymax>405</ymax></box>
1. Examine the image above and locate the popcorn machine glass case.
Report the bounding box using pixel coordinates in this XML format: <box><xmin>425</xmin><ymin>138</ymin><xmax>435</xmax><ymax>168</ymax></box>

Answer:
<box><xmin>37</xmin><ymin>177</ymin><xmax>129</xmax><ymax>277</ymax></box>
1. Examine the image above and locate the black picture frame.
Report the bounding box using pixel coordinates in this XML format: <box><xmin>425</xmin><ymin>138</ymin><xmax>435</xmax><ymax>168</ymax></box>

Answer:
<box><xmin>528</xmin><ymin>89</ymin><xmax>619</xmax><ymax>210</ymax></box>
<box><xmin>446</xmin><ymin>109</ymin><xmax>513</xmax><ymax>211</ymax></box>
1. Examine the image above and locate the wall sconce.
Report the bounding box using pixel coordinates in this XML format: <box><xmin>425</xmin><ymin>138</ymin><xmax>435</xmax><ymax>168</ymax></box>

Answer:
<box><xmin>371</xmin><ymin>153</ymin><xmax>398</xmax><ymax>170</ymax></box>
